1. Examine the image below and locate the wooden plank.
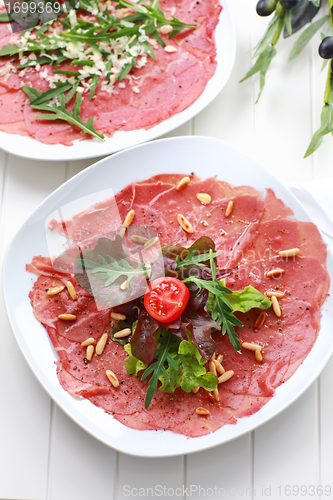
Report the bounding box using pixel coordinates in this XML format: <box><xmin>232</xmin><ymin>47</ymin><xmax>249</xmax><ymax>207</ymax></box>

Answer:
<box><xmin>116</xmin><ymin>454</ymin><xmax>184</xmax><ymax>499</ymax></box>
<box><xmin>253</xmin><ymin>383</ymin><xmax>319</xmax><ymax>499</ymax></box>
<box><xmin>311</xmin><ymin>36</ymin><xmax>333</xmax><ymax>178</ymax></box>
<box><xmin>319</xmin><ymin>358</ymin><xmax>333</xmax><ymax>491</ymax></box>
<box><xmin>48</xmin><ymin>406</ymin><xmax>117</xmax><ymax>500</ymax></box>
<box><xmin>251</xmin><ymin>11</ymin><xmax>314</xmax><ymax>184</ymax></box>
<box><xmin>0</xmin><ymin>154</ymin><xmax>66</xmax><ymax>500</ymax></box>
<box><xmin>193</xmin><ymin>1</ymin><xmax>255</xmax><ymax>158</ymax></box>
<box><xmin>186</xmin><ymin>434</ymin><xmax>252</xmax><ymax>499</ymax></box>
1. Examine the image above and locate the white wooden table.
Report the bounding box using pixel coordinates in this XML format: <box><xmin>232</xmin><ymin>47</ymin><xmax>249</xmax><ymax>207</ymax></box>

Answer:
<box><xmin>2</xmin><ymin>1</ymin><xmax>333</xmax><ymax>499</ymax></box>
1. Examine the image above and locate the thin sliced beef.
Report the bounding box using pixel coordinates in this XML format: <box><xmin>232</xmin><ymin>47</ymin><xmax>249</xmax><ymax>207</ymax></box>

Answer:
<box><xmin>241</xmin><ymin>218</ymin><xmax>327</xmax><ymax>267</ymax></box>
<box><xmin>27</xmin><ymin>177</ymin><xmax>330</xmax><ymax>438</ymax></box>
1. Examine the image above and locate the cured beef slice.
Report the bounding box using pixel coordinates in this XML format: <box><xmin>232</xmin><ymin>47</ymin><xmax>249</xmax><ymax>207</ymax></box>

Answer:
<box><xmin>0</xmin><ymin>0</ymin><xmax>221</xmax><ymax>145</ymax></box>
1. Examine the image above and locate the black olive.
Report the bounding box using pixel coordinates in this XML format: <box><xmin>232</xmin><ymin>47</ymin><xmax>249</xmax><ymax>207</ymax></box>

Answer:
<box><xmin>319</xmin><ymin>36</ymin><xmax>333</xmax><ymax>60</ymax></box>
<box><xmin>280</xmin><ymin>0</ymin><xmax>298</xmax><ymax>9</ymax></box>
<box><xmin>256</xmin><ymin>0</ymin><xmax>276</xmax><ymax>16</ymax></box>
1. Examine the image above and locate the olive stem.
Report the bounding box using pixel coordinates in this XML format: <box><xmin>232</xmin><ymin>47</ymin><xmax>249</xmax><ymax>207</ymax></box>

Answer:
<box><xmin>324</xmin><ymin>0</ymin><xmax>333</xmax><ymax>104</ymax></box>
<box><xmin>323</xmin><ymin>64</ymin><xmax>332</xmax><ymax>103</ymax></box>
<box><xmin>271</xmin><ymin>5</ymin><xmax>285</xmax><ymax>46</ymax></box>
<box><xmin>329</xmin><ymin>0</ymin><xmax>333</xmax><ymax>26</ymax></box>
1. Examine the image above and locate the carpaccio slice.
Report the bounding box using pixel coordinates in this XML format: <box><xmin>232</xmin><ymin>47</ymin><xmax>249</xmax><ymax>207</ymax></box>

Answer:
<box><xmin>0</xmin><ymin>0</ymin><xmax>221</xmax><ymax>145</ymax></box>
<box><xmin>27</xmin><ymin>175</ymin><xmax>330</xmax><ymax>438</ymax></box>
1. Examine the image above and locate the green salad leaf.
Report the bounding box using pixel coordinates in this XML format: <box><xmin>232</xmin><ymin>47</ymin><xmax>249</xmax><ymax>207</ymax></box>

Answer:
<box><xmin>124</xmin><ymin>344</ymin><xmax>148</xmax><ymax>376</ymax></box>
<box><xmin>124</xmin><ymin>330</ymin><xmax>218</xmax><ymax>408</ymax></box>
<box><xmin>219</xmin><ymin>284</ymin><xmax>271</xmax><ymax>313</ymax></box>
<box><xmin>158</xmin><ymin>338</ymin><xmax>218</xmax><ymax>393</ymax></box>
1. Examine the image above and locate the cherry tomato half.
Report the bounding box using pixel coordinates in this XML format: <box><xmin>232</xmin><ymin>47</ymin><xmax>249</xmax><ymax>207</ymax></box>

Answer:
<box><xmin>144</xmin><ymin>277</ymin><xmax>190</xmax><ymax>323</ymax></box>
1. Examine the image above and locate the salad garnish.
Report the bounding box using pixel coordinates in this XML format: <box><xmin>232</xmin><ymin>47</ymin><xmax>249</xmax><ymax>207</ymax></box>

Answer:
<box><xmin>74</xmin><ymin>234</ymin><xmax>271</xmax><ymax>407</ymax></box>
<box><xmin>0</xmin><ymin>0</ymin><xmax>196</xmax><ymax>139</ymax></box>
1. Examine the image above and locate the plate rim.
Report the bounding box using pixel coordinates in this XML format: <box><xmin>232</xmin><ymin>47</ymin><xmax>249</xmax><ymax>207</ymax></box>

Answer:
<box><xmin>3</xmin><ymin>135</ymin><xmax>333</xmax><ymax>457</ymax></box>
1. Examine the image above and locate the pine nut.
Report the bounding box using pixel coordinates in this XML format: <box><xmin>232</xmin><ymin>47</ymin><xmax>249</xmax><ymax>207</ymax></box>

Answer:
<box><xmin>58</xmin><ymin>313</ymin><xmax>76</xmax><ymax>320</ymax></box>
<box><xmin>164</xmin><ymin>45</ymin><xmax>177</xmax><ymax>53</ymax></box>
<box><xmin>218</xmin><ymin>370</ymin><xmax>234</xmax><ymax>384</ymax></box>
<box><xmin>271</xmin><ymin>295</ymin><xmax>281</xmax><ymax>317</ymax></box>
<box><xmin>266</xmin><ymin>290</ymin><xmax>285</xmax><ymax>298</ymax></box>
<box><xmin>159</xmin><ymin>24</ymin><xmax>173</xmax><ymax>34</ymax></box>
<box><xmin>131</xmin><ymin>235</ymin><xmax>148</xmax><ymax>244</ymax></box>
<box><xmin>177</xmin><ymin>213</ymin><xmax>194</xmax><ymax>233</ymax></box>
<box><xmin>213</xmin><ymin>359</ymin><xmax>225</xmax><ymax>375</ymax></box>
<box><xmin>120</xmin><ymin>280</ymin><xmax>127</xmax><ymax>290</ymax></box>
<box><xmin>110</xmin><ymin>312</ymin><xmax>126</xmax><ymax>321</ymax></box>
<box><xmin>196</xmin><ymin>407</ymin><xmax>210</xmax><ymax>415</ymax></box>
<box><xmin>47</xmin><ymin>286</ymin><xmax>65</xmax><ymax>295</ymax></box>
<box><xmin>255</xmin><ymin>349</ymin><xmax>263</xmax><ymax>362</ymax></box>
<box><xmin>217</xmin><ymin>354</ymin><xmax>223</xmax><ymax>364</ymax></box>
<box><xmin>106</xmin><ymin>369</ymin><xmax>119</xmax><ymax>388</ymax></box>
<box><xmin>143</xmin><ymin>236</ymin><xmax>159</xmax><ymax>249</ymax></box>
<box><xmin>192</xmin><ymin>386</ymin><xmax>199</xmax><ymax>394</ymax></box>
<box><xmin>66</xmin><ymin>281</ymin><xmax>77</xmax><ymax>300</ymax></box>
<box><xmin>86</xmin><ymin>344</ymin><xmax>94</xmax><ymax>361</ymax></box>
<box><xmin>196</xmin><ymin>193</ymin><xmax>211</xmax><ymax>205</ymax></box>
<box><xmin>278</xmin><ymin>247</ymin><xmax>300</xmax><ymax>258</ymax></box>
<box><xmin>208</xmin><ymin>360</ymin><xmax>217</xmax><ymax>376</ymax></box>
<box><xmin>210</xmin><ymin>352</ymin><xmax>216</xmax><ymax>361</ymax></box>
<box><xmin>123</xmin><ymin>209</ymin><xmax>135</xmax><ymax>228</ymax></box>
<box><xmin>176</xmin><ymin>176</ymin><xmax>191</xmax><ymax>190</ymax></box>
<box><xmin>266</xmin><ymin>268</ymin><xmax>284</xmax><ymax>278</ymax></box>
<box><xmin>254</xmin><ymin>311</ymin><xmax>266</xmax><ymax>330</ymax></box>
<box><xmin>242</xmin><ymin>342</ymin><xmax>262</xmax><ymax>352</ymax></box>
<box><xmin>113</xmin><ymin>328</ymin><xmax>131</xmax><ymax>339</ymax></box>
<box><xmin>81</xmin><ymin>337</ymin><xmax>95</xmax><ymax>347</ymax></box>
<box><xmin>118</xmin><ymin>227</ymin><xmax>126</xmax><ymax>238</ymax></box>
<box><xmin>225</xmin><ymin>200</ymin><xmax>234</xmax><ymax>217</ymax></box>
<box><xmin>213</xmin><ymin>388</ymin><xmax>220</xmax><ymax>402</ymax></box>
<box><xmin>96</xmin><ymin>333</ymin><xmax>108</xmax><ymax>355</ymax></box>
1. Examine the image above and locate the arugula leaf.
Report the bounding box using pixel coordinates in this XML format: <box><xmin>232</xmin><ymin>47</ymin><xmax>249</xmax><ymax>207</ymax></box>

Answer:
<box><xmin>289</xmin><ymin>15</ymin><xmax>329</xmax><ymax>60</ymax></box>
<box><xmin>183</xmin><ymin>251</ymin><xmax>271</xmax><ymax>351</ymax></box>
<box><xmin>207</xmin><ymin>294</ymin><xmax>243</xmax><ymax>351</ymax></box>
<box><xmin>175</xmin><ymin>247</ymin><xmax>219</xmax><ymax>270</ymax></box>
<box><xmin>23</xmin><ymin>83</ymin><xmax>74</xmax><ymax>105</ymax></box>
<box><xmin>78</xmin><ymin>253</ymin><xmax>150</xmax><ymax>287</ymax></box>
<box><xmin>0</xmin><ymin>44</ymin><xmax>20</xmax><ymax>56</ymax></box>
<box><xmin>183</xmin><ymin>250</ymin><xmax>242</xmax><ymax>350</ymax></box>
<box><xmin>25</xmin><ymin>91</ymin><xmax>105</xmax><ymax>141</ymax></box>
<box><xmin>89</xmin><ymin>74</ymin><xmax>99</xmax><ymax>99</ymax></box>
<box><xmin>0</xmin><ymin>12</ymin><xmax>10</xmax><ymax>22</ymax></box>
<box><xmin>141</xmin><ymin>330</ymin><xmax>179</xmax><ymax>408</ymax></box>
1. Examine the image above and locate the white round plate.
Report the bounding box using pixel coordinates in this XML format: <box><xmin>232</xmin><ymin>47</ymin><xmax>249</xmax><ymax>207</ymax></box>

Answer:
<box><xmin>0</xmin><ymin>1</ymin><xmax>235</xmax><ymax>162</ymax></box>
<box><xmin>3</xmin><ymin>136</ymin><xmax>333</xmax><ymax>457</ymax></box>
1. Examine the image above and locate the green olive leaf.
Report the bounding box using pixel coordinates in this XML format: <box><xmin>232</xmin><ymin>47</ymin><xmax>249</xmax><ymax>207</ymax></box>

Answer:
<box><xmin>289</xmin><ymin>14</ymin><xmax>329</xmax><ymax>60</ymax></box>
<box><xmin>304</xmin><ymin>103</ymin><xmax>333</xmax><ymax>157</ymax></box>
